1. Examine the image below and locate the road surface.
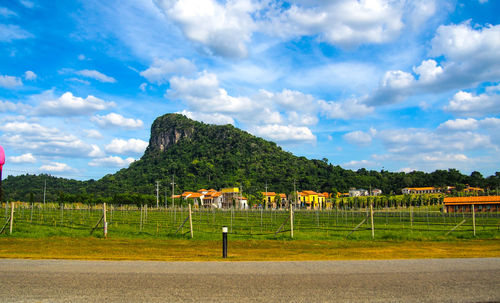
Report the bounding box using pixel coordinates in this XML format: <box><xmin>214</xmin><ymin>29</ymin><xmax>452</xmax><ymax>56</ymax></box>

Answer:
<box><xmin>0</xmin><ymin>258</ymin><xmax>499</xmax><ymax>302</ymax></box>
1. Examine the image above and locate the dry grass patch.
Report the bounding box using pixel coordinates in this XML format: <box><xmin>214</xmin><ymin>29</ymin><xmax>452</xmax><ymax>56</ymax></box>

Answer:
<box><xmin>0</xmin><ymin>237</ymin><xmax>499</xmax><ymax>261</ymax></box>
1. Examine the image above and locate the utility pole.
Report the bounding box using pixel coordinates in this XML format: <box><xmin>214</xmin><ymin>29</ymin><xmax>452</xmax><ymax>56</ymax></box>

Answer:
<box><xmin>293</xmin><ymin>180</ymin><xmax>297</xmax><ymax>209</ymax></box>
<box><xmin>265</xmin><ymin>182</ymin><xmax>268</xmax><ymax>210</ymax></box>
<box><xmin>156</xmin><ymin>181</ymin><xmax>160</xmax><ymax>209</ymax></box>
<box><xmin>171</xmin><ymin>175</ymin><xmax>176</xmax><ymax>209</ymax></box>
<box><xmin>43</xmin><ymin>179</ymin><xmax>46</xmax><ymax>206</ymax></box>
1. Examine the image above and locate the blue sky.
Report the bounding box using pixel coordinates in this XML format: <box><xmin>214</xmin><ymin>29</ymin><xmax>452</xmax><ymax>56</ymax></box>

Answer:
<box><xmin>1</xmin><ymin>0</ymin><xmax>499</xmax><ymax>180</ymax></box>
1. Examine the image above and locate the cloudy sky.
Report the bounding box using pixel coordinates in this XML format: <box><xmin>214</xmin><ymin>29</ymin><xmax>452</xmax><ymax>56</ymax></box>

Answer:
<box><xmin>0</xmin><ymin>0</ymin><xmax>499</xmax><ymax>180</ymax></box>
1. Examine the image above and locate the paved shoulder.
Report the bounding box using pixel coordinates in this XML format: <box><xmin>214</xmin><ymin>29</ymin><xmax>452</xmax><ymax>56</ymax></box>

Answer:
<box><xmin>1</xmin><ymin>258</ymin><xmax>499</xmax><ymax>302</ymax></box>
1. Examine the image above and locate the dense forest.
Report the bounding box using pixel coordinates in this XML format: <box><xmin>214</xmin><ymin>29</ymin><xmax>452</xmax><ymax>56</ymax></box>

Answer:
<box><xmin>2</xmin><ymin>114</ymin><xmax>500</xmax><ymax>203</ymax></box>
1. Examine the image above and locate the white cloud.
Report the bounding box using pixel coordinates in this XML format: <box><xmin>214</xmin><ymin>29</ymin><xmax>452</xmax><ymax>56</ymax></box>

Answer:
<box><xmin>139</xmin><ymin>83</ymin><xmax>147</xmax><ymax>91</ymax></box>
<box><xmin>40</xmin><ymin>162</ymin><xmax>74</xmax><ymax>173</ymax></box>
<box><xmin>319</xmin><ymin>98</ymin><xmax>374</xmax><ymax>119</ymax></box>
<box><xmin>267</xmin><ymin>0</ymin><xmax>404</xmax><ymax>48</ymax></box>
<box><xmin>343</xmin><ymin>130</ymin><xmax>373</xmax><ymax>146</ymax></box>
<box><xmin>75</xmin><ymin>69</ymin><xmax>116</xmax><ymax>83</ymax></box>
<box><xmin>0</xmin><ymin>100</ymin><xmax>29</xmax><ymax>113</ymax></box>
<box><xmin>66</xmin><ymin>78</ymin><xmax>91</xmax><ymax>85</ymax></box>
<box><xmin>420</xmin><ymin>152</ymin><xmax>468</xmax><ymax>163</ymax></box>
<box><xmin>413</xmin><ymin>60</ymin><xmax>443</xmax><ymax>83</ymax></box>
<box><xmin>362</xmin><ymin>22</ymin><xmax>500</xmax><ymax>107</ymax></box>
<box><xmin>155</xmin><ymin>0</ymin><xmax>411</xmax><ymax>58</ymax></box>
<box><xmin>104</xmin><ymin>138</ymin><xmax>148</xmax><ymax>154</ymax></box>
<box><xmin>0</xmin><ymin>121</ymin><xmax>94</xmax><ymax>157</ymax></box>
<box><xmin>438</xmin><ymin>117</ymin><xmax>500</xmax><ymax>132</ymax></box>
<box><xmin>83</xmin><ymin>129</ymin><xmax>103</xmax><ymax>139</ymax></box>
<box><xmin>444</xmin><ymin>90</ymin><xmax>500</xmax><ymax>117</ymax></box>
<box><xmin>0</xmin><ymin>24</ymin><xmax>32</xmax><ymax>42</ymax></box>
<box><xmin>377</xmin><ymin>128</ymin><xmax>493</xmax><ymax>154</ymax></box>
<box><xmin>8</xmin><ymin>153</ymin><xmax>36</xmax><ymax>163</ymax></box>
<box><xmin>19</xmin><ymin>0</ymin><xmax>35</xmax><ymax>9</ymax></box>
<box><xmin>0</xmin><ymin>75</ymin><xmax>23</xmax><ymax>88</ymax></box>
<box><xmin>365</xmin><ymin>70</ymin><xmax>415</xmax><ymax>105</ymax></box>
<box><xmin>0</xmin><ymin>7</ymin><xmax>16</xmax><ymax>18</ymax></box>
<box><xmin>168</xmin><ymin>71</ymin><xmax>254</xmax><ymax>116</ymax></box>
<box><xmin>89</xmin><ymin>156</ymin><xmax>135</xmax><ymax>168</ymax></box>
<box><xmin>480</xmin><ymin>117</ymin><xmax>500</xmax><ymax>128</ymax></box>
<box><xmin>168</xmin><ymin>71</ymin><xmax>221</xmax><ymax>100</ymax></box>
<box><xmin>35</xmin><ymin>92</ymin><xmax>115</xmax><ymax>116</ymax></box>
<box><xmin>438</xmin><ymin>118</ymin><xmax>479</xmax><ymax>131</ymax></box>
<box><xmin>252</xmin><ymin>124</ymin><xmax>315</xmax><ymax>143</ymax></box>
<box><xmin>78</xmin><ymin>54</ymin><xmax>86</xmax><ymax>60</ymax></box>
<box><xmin>140</xmin><ymin>58</ymin><xmax>196</xmax><ymax>84</ymax></box>
<box><xmin>24</xmin><ymin>70</ymin><xmax>37</xmax><ymax>81</ymax></box>
<box><xmin>178</xmin><ymin>110</ymin><xmax>234</xmax><ymax>125</ymax></box>
<box><xmin>88</xmin><ymin>144</ymin><xmax>105</xmax><ymax>157</ymax></box>
<box><xmin>430</xmin><ymin>22</ymin><xmax>500</xmax><ymax>62</ymax></box>
<box><xmin>342</xmin><ymin>159</ymin><xmax>377</xmax><ymax>169</ymax></box>
<box><xmin>91</xmin><ymin>113</ymin><xmax>144</xmax><ymax>129</ymax></box>
<box><xmin>155</xmin><ymin>0</ymin><xmax>256</xmax><ymax>58</ymax></box>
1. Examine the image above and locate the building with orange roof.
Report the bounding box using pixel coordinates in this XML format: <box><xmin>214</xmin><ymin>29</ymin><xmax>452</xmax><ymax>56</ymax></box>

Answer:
<box><xmin>443</xmin><ymin>196</ymin><xmax>500</xmax><ymax>213</ymax></box>
<box><xmin>402</xmin><ymin>187</ymin><xmax>440</xmax><ymax>195</ymax></box>
<box><xmin>298</xmin><ymin>191</ymin><xmax>324</xmax><ymax>209</ymax></box>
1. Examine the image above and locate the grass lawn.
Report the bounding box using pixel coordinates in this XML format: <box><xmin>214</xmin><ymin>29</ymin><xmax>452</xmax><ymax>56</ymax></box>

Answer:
<box><xmin>0</xmin><ymin>237</ymin><xmax>499</xmax><ymax>261</ymax></box>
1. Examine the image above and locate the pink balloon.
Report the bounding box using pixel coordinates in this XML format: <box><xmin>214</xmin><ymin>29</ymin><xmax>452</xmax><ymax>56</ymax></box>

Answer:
<box><xmin>0</xmin><ymin>145</ymin><xmax>4</xmax><ymax>167</ymax></box>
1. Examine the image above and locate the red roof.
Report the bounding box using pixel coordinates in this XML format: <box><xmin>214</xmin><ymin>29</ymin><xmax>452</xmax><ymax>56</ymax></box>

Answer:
<box><xmin>262</xmin><ymin>192</ymin><xmax>276</xmax><ymax>196</ymax></box>
<box><xmin>444</xmin><ymin>196</ymin><xmax>500</xmax><ymax>205</ymax></box>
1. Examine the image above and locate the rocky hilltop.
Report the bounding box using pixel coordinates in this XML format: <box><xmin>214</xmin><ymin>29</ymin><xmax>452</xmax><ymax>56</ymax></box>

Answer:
<box><xmin>146</xmin><ymin>114</ymin><xmax>196</xmax><ymax>154</ymax></box>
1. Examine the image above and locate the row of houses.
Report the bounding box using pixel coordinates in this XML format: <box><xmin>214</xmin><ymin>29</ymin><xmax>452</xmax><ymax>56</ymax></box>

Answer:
<box><xmin>402</xmin><ymin>185</ymin><xmax>484</xmax><ymax>195</ymax></box>
<box><xmin>177</xmin><ymin>188</ymin><xmax>248</xmax><ymax>209</ymax></box>
<box><xmin>176</xmin><ymin>188</ymin><xmax>333</xmax><ymax>210</ymax></box>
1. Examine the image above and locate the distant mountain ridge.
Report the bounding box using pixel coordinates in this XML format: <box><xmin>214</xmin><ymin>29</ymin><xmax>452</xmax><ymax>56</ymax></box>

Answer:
<box><xmin>3</xmin><ymin>113</ymin><xmax>499</xmax><ymax>202</ymax></box>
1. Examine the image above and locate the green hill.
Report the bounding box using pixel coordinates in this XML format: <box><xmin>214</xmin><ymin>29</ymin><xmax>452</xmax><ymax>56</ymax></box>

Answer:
<box><xmin>2</xmin><ymin>113</ymin><xmax>499</xmax><ymax>203</ymax></box>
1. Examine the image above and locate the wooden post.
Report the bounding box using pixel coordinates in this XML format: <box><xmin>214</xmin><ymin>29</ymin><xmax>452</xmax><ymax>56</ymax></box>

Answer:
<box><xmin>370</xmin><ymin>203</ymin><xmax>374</xmax><ymax>239</ymax></box>
<box><xmin>472</xmin><ymin>204</ymin><xmax>476</xmax><ymax>237</ymax></box>
<box><xmin>140</xmin><ymin>204</ymin><xmax>143</xmax><ymax>231</ymax></box>
<box><xmin>290</xmin><ymin>204</ymin><xmax>294</xmax><ymax>238</ymax></box>
<box><xmin>9</xmin><ymin>202</ymin><xmax>14</xmax><ymax>235</ymax></box>
<box><xmin>410</xmin><ymin>205</ymin><xmax>413</xmax><ymax>228</ymax></box>
<box><xmin>103</xmin><ymin>203</ymin><xmax>107</xmax><ymax>239</ymax></box>
<box><xmin>188</xmin><ymin>204</ymin><xmax>193</xmax><ymax>238</ymax></box>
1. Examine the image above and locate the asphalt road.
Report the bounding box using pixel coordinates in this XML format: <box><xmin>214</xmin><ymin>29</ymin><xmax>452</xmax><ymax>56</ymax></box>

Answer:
<box><xmin>0</xmin><ymin>258</ymin><xmax>499</xmax><ymax>302</ymax></box>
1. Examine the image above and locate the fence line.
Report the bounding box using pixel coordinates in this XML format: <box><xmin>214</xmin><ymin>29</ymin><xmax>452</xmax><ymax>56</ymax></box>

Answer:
<box><xmin>1</xmin><ymin>203</ymin><xmax>499</xmax><ymax>239</ymax></box>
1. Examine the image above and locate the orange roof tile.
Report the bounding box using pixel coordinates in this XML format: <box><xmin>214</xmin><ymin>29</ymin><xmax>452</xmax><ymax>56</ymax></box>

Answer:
<box><xmin>301</xmin><ymin>190</ymin><xmax>318</xmax><ymax>195</ymax></box>
<box><xmin>444</xmin><ymin>196</ymin><xmax>500</xmax><ymax>205</ymax></box>
<box><xmin>404</xmin><ymin>187</ymin><xmax>438</xmax><ymax>191</ymax></box>
<box><xmin>262</xmin><ymin>192</ymin><xmax>276</xmax><ymax>196</ymax></box>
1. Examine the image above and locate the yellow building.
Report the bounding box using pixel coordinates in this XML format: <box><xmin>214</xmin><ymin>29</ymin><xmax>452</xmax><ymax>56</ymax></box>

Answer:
<box><xmin>222</xmin><ymin>187</ymin><xmax>239</xmax><ymax>193</ymax></box>
<box><xmin>298</xmin><ymin>191</ymin><xmax>325</xmax><ymax>209</ymax></box>
<box><xmin>261</xmin><ymin>192</ymin><xmax>277</xmax><ymax>208</ymax></box>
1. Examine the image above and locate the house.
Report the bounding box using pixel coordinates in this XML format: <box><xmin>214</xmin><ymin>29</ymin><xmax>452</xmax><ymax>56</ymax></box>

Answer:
<box><xmin>201</xmin><ymin>190</ymin><xmax>223</xmax><ymax>208</ymax></box>
<box><xmin>371</xmin><ymin>189</ymin><xmax>382</xmax><ymax>196</ymax></box>
<box><xmin>349</xmin><ymin>188</ymin><xmax>369</xmax><ymax>197</ymax></box>
<box><xmin>237</xmin><ymin>196</ymin><xmax>248</xmax><ymax>209</ymax></box>
<box><xmin>182</xmin><ymin>191</ymin><xmax>203</xmax><ymax>207</ymax></box>
<box><xmin>221</xmin><ymin>187</ymin><xmax>240</xmax><ymax>208</ymax></box>
<box><xmin>402</xmin><ymin>187</ymin><xmax>440</xmax><ymax>194</ymax></box>
<box><xmin>463</xmin><ymin>185</ymin><xmax>484</xmax><ymax>193</ymax></box>
<box><xmin>261</xmin><ymin>192</ymin><xmax>277</xmax><ymax>208</ymax></box>
<box><xmin>298</xmin><ymin>191</ymin><xmax>324</xmax><ymax>209</ymax></box>
<box><xmin>443</xmin><ymin>196</ymin><xmax>500</xmax><ymax>213</ymax></box>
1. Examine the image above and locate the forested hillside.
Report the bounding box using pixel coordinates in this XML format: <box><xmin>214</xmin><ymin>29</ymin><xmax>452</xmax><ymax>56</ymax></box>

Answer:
<box><xmin>3</xmin><ymin>114</ymin><xmax>500</xmax><ymax>202</ymax></box>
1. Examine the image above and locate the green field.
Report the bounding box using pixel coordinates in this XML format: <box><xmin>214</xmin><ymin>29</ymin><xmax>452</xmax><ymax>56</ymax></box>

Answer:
<box><xmin>2</xmin><ymin>202</ymin><xmax>499</xmax><ymax>241</ymax></box>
